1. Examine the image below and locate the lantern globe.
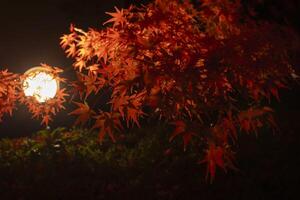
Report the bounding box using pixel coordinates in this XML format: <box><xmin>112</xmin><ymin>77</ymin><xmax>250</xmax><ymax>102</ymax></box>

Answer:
<box><xmin>22</xmin><ymin>66</ymin><xmax>59</xmax><ymax>103</ymax></box>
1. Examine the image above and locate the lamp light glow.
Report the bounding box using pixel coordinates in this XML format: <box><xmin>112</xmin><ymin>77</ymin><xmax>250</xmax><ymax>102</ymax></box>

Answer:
<box><xmin>23</xmin><ymin>67</ymin><xmax>59</xmax><ymax>103</ymax></box>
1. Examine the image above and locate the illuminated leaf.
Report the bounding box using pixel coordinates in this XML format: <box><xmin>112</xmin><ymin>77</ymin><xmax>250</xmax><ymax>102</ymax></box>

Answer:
<box><xmin>69</xmin><ymin>102</ymin><xmax>95</xmax><ymax>126</ymax></box>
<box><xmin>103</xmin><ymin>7</ymin><xmax>126</xmax><ymax>27</ymax></box>
<box><xmin>66</xmin><ymin>43</ymin><xmax>77</xmax><ymax>58</ymax></box>
<box><xmin>93</xmin><ymin>112</ymin><xmax>123</xmax><ymax>142</ymax></box>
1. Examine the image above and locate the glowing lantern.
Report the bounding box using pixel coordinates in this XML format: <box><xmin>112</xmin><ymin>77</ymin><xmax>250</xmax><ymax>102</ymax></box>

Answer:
<box><xmin>22</xmin><ymin>67</ymin><xmax>59</xmax><ymax>103</ymax></box>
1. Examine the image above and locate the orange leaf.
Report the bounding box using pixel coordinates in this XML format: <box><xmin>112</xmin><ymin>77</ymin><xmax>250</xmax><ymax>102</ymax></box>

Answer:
<box><xmin>169</xmin><ymin>120</ymin><xmax>196</xmax><ymax>151</ymax></box>
<box><xmin>69</xmin><ymin>102</ymin><xmax>95</xmax><ymax>126</ymax></box>
<box><xmin>66</xmin><ymin>43</ymin><xmax>77</xmax><ymax>57</ymax></box>
<box><xmin>41</xmin><ymin>115</ymin><xmax>52</xmax><ymax>126</ymax></box>
<box><xmin>93</xmin><ymin>112</ymin><xmax>122</xmax><ymax>143</ymax></box>
<box><xmin>202</xmin><ymin>144</ymin><xmax>226</xmax><ymax>183</ymax></box>
<box><xmin>103</xmin><ymin>7</ymin><xmax>126</xmax><ymax>27</ymax></box>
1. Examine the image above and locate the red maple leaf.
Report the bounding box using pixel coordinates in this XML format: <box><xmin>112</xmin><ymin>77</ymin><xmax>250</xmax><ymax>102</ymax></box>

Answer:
<box><xmin>103</xmin><ymin>7</ymin><xmax>127</xmax><ymax>27</ymax></box>
<box><xmin>69</xmin><ymin>102</ymin><xmax>95</xmax><ymax>126</ymax></box>
<box><xmin>200</xmin><ymin>143</ymin><xmax>236</xmax><ymax>183</ymax></box>
<box><xmin>93</xmin><ymin>112</ymin><xmax>123</xmax><ymax>143</ymax></box>
<box><xmin>169</xmin><ymin>120</ymin><xmax>197</xmax><ymax>151</ymax></box>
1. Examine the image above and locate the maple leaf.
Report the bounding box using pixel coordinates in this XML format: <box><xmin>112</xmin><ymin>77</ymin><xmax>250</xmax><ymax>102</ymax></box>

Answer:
<box><xmin>93</xmin><ymin>112</ymin><xmax>123</xmax><ymax>143</ymax></box>
<box><xmin>74</xmin><ymin>59</ymin><xmax>86</xmax><ymax>72</ymax></box>
<box><xmin>238</xmin><ymin>107</ymin><xmax>274</xmax><ymax>134</ymax></box>
<box><xmin>200</xmin><ymin>143</ymin><xmax>236</xmax><ymax>183</ymax></box>
<box><xmin>110</xmin><ymin>93</ymin><xmax>129</xmax><ymax>118</ymax></box>
<box><xmin>88</xmin><ymin>64</ymin><xmax>100</xmax><ymax>76</ymax></box>
<box><xmin>69</xmin><ymin>102</ymin><xmax>95</xmax><ymax>126</ymax></box>
<box><xmin>72</xmin><ymin>73</ymin><xmax>99</xmax><ymax>100</ymax></box>
<box><xmin>202</xmin><ymin>144</ymin><xmax>225</xmax><ymax>183</ymax></box>
<box><xmin>60</xmin><ymin>33</ymin><xmax>77</xmax><ymax>49</ymax></box>
<box><xmin>126</xmin><ymin>91</ymin><xmax>146</xmax><ymax>126</ymax></box>
<box><xmin>66</xmin><ymin>43</ymin><xmax>77</xmax><ymax>57</ymax></box>
<box><xmin>41</xmin><ymin>115</ymin><xmax>52</xmax><ymax>126</ymax></box>
<box><xmin>169</xmin><ymin>120</ymin><xmax>197</xmax><ymax>151</ymax></box>
<box><xmin>126</xmin><ymin>107</ymin><xmax>145</xmax><ymax>127</ymax></box>
<box><xmin>56</xmin><ymin>88</ymin><xmax>69</xmax><ymax>102</ymax></box>
<box><xmin>103</xmin><ymin>7</ymin><xmax>127</xmax><ymax>27</ymax></box>
<box><xmin>95</xmin><ymin>47</ymin><xmax>109</xmax><ymax>64</ymax></box>
<box><xmin>219</xmin><ymin>111</ymin><xmax>238</xmax><ymax>142</ymax></box>
<box><xmin>77</xmin><ymin>48</ymin><xmax>91</xmax><ymax>59</ymax></box>
<box><xmin>0</xmin><ymin>70</ymin><xmax>20</xmax><ymax>122</ymax></box>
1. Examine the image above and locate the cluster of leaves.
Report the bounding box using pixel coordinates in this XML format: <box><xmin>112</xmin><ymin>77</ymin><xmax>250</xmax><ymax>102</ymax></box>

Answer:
<box><xmin>0</xmin><ymin>64</ymin><xmax>68</xmax><ymax>126</ymax></box>
<box><xmin>0</xmin><ymin>0</ymin><xmax>298</xmax><ymax>182</ymax></box>
<box><xmin>19</xmin><ymin>64</ymin><xmax>68</xmax><ymax>125</ymax></box>
<box><xmin>60</xmin><ymin>0</ymin><xmax>299</xmax><ymax>181</ymax></box>
<box><xmin>0</xmin><ymin>70</ymin><xmax>20</xmax><ymax>122</ymax></box>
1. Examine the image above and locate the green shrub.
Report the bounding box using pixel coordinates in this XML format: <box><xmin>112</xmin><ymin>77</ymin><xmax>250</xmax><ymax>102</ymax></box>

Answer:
<box><xmin>0</xmin><ymin>125</ymin><xmax>202</xmax><ymax>199</ymax></box>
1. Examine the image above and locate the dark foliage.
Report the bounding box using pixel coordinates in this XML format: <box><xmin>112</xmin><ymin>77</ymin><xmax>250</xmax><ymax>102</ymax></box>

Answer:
<box><xmin>1</xmin><ymin>92</ymin><xmax>299</xmax><ymax>200</ymax></box>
